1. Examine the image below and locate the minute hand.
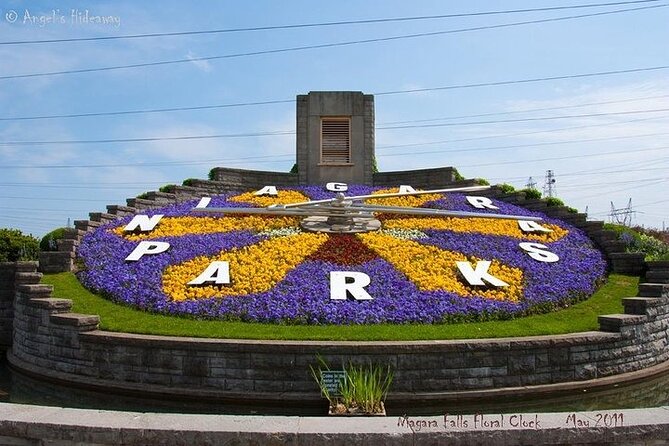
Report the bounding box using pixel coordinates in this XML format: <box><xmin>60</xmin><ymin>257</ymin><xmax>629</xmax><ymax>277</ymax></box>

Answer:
<box><xmin>344</xmin><ymin>204</ymin><xmax>542</xmax><ymax>221</ymax></box>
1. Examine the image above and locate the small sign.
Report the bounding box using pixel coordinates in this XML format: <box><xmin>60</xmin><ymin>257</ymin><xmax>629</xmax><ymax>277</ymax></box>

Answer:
<box><xmin>321</xmin><ymin>370</ymin><xmax>347</xmax><ymax>396</ymax></box>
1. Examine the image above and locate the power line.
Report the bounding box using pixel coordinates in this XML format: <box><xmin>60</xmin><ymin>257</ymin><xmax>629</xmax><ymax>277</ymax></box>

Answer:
<box><xmin>376</xmin><ymin>107</ymin><xmax>669</xmax><ymax>130</ymax></box>
<box><xmin>378</xmin><ymin>94</ymin><xmax>669</xmax><ymax>125</ymax></box>
<box><xmin>1</xmin><ymin>1</ymin><xmax>658</xmax><ymax>46</ymax></box>
<box><xmin>2</xmin><ymin>105</ymin><xmax>669</xmax><ymax>148</ymax></box>
<box><xmin>1</xmin><ymin>4</ymin><xmax>664</xmax><ymax>81</ymax></box>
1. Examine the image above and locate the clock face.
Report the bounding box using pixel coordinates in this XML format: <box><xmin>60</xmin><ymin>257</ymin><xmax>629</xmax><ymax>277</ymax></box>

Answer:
<box><xmin>77</xmin><ymin>185</ymin><xmax>606</xmax><ymax>325</ymax></box>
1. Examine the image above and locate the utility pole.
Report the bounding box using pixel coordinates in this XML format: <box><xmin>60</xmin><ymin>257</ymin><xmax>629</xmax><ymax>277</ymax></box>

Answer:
<box><xmin>526</xmin><ymin>176</ymin><xmax>537</xmax><ymax>190</ymax></box>
<box><xmin>543</xmin><ymin>170</ymin><xmax>556</xmax><ymax>198</ymax></box>
<box><xmin>609</xmin><ymin>199</ymin><xmax>635</xmax><ymax>226</ymax></box>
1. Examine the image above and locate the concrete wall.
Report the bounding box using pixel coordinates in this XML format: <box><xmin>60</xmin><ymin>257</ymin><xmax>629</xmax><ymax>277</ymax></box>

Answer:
<box><xmin>208</xmin><ymin>167</ymin><xmax>298</xmax><ymax>189</ymax></box>
<box><xmin>373</xmin><ymin>166</ymin><xmax>459</xmax><ymax>188</ymax></box>
<box><xmin>7</xmin><ymin>263</ymin><xmax>669</xmax><ymax>406</ymax></box>
<box><xmin>1</xmin><ymin>403</ymin><xmax>669</xmax><ymax>446</ymax></box>
<box><xmin>296</xmin><ymin>91</ymin><xmax>375</xmax><ymax>185</ymax></box>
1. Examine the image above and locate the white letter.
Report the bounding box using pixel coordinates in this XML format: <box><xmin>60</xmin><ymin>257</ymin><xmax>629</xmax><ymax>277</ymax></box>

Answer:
<box><xmin>188</xmin><ymin>261</ymin><xmax>231</xmax><ymax>285</ymax></box>
<box><xmin>254</xmin><ymin>186</ymin><xmax>278</xmax><ymax>196</ymax></box>
<box><xmin>123</xmin><ymin>214</ymin><xmax>163</xmax><ymax>233</ymax></box>
<box><xmin>399</xmin><ymin>185</ymin><xmax>416</xmax><ymax>194</ymax></box>
<box><xmin>330</xmin><ymin>271</ymin><xmax>373</xmax><ymax>300</ymax></box>
<box><xmin>125</xmin><ymin>241</ymin><xmax>170</xmax><ymax>261</ymax></box>
<box><xmin>195</xmin><ymin>197</ymin><xmax>211</xmax><ymax>208</ymax></box>
<box><xmin>518</xmin><ymin>220</ymin><xmax>552</xmax><ymax>233</ymax></box>
<box><xmin>326</xmin><ymin>182</ymin><xmax>348</xmax><ymax>192</ymax></box>
<box><xmin>456</xmin><ymin>261</ymin><xmax>509</xmax><ymax>287</ymax></box>
<box><xmin>466</xmin><ymin>196</ymin><xmax>499</xmax><ymax>210</ymax></box>
<box><xmin>519</xmin><ymin>243</ymin><xmax>560</xmax><ymax>263</ymax></box>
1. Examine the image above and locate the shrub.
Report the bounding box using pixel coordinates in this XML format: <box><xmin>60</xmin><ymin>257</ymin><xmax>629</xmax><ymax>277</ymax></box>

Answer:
<box><xmin>208</xmin><ymin>169</ymin><xmax>216</xmax><ymax>181</ymax></box>
<box><xmin>497</xmin><ymin>183</ymin><xmax>516</xmax><ymax>194</ymax></box>
<box><xmin>182</xmin><ymin>178</ymin><xmax>197</xmax><ymax>187</ymax></box>
<box><xmin>545</xmin><ymin>197</ymin><xmax>565</xmax><ymax>207</ymax></box>
<box><xmin>452</xmin><ymin>169</ymin><xmax>464</xmax><ymax>182</ymax></box>
<box><xmin>567</xmin><ymin>207</ymin><xmax>579</xmax><ymax>214</ymax></box>
<box><xmin>289</xmin><ymin>163</ymin><xmax>298</xmax><ymax>174</ymax></box>
<box><xmin>0</xmin><ymin>228</ymin><xmax>39</xmax><ymax>262</ymax></box>
<box><xmin>474</xmin><ymin>178</ymin><xmax>490</xmax><ymax>186</ymax></box>
<box><xmin>159</xmin><ymin>184</ymin><xmax>177</xmax><ymax>193</ymax></box>
<box><xmin>136</xmin><ymin>192</ymin><xmax>151</xmax><ymax>200</ymax></box>
<box><xmin>40</xmin><ymin>227</ymin><xmax>67</xmax><ymax>252</ymax></box>
<box><xmin>604</xmin><ymin>224</ymin><xmax>669</xmax><ymax>261</ymax></box>
<box><xmin>522</xmin><ymin>188</ymin><xmax>542</xmax><ymax>200</ymax></box>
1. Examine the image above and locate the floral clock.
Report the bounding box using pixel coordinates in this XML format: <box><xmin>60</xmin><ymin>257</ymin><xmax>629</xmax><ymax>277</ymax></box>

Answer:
<box><xmin>77</xmin><ymin>184</ymin><xmax>606</xmax><ymax>324</ymax></box>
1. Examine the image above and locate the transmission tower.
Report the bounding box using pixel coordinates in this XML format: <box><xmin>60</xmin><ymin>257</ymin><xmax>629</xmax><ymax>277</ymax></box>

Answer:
<box><xmin>526</xmin><ymin>176</ymin><xmax>537</xmax><ymax>190</ymax></box>
<box><xmin>543</xmin><ymin>170</ymin><xmax>556</xmax><ymax>198</ymax></box>
<box><xmin>609</xmin><ymin>199</ymin><xmax>635</xmax><ymax>226</ymax></box>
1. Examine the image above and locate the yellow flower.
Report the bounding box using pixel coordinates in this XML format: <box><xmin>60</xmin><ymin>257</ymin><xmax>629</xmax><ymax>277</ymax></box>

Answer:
<box><xmin>384</xmin><ymin>217</ymin><xmax>567</xmax><ymax>243</ymax></box>
<box><xmin>358</xmin><ymin>232</ymin><xmax>523</xmax><ymax>302</ymax></box>
<box><xmin>365</xmin><ymin>187</ymin><xmax>442</xmax><ymax>208</ymax></box>
<box><xmin>229</xmin><ymin>190</ymin><xmax>310</xmax><ymax>207</ymax></box>
<box><xmin>162</xmin><ymin>232</ymin><xmax>328</xmax><ymax>301</ymax></box>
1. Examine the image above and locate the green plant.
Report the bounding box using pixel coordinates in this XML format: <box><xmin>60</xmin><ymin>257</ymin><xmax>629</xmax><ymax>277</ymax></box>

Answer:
<box><xmin>452</xmin><ymin>169</ymin><xmax>464</xmax><ymax>182</ymax></box>
<box><xmin>208</xmin><ymin>169</ymin><xmax>216</xmax><ymax>181</ymax></box>
<box><xmin>159</xmin><ymin>184</ymin><xmax>177</xmax><ymax>193</ymax></box>
<box><xmin>567</xmin><ymin>207</ymin><xmax>579</xmax><ymax>214</ymax></box>
<box><xmin>136</xmin><ymin>192</ymin><xmax>151</xmax><ymax>200</ymax></box>
<box><xmin>521</xmin><ymin>188</ymin><xmax>542</xmax><ymax>200</ymax></box>
<box><xmin>473</xmin><ymin>178</ymin><xmax>489</xmax><ymax>186</ymax></box>
<box><xmin>182</xmin><ymin>178</ymin><xmax>197</xmax><ymax>187</ymax></box>
<box><xmin>545</xmin><ymin>197</ymin><xmax>565</xmax><ymax>207</ymax></box>
<box><xmin>497</xmin><ymin>183</ymin><xmax>516</xmax><ymax>194</ymax></box>
<box><xmin>0</xmin><ymin>228</ymin><xmax>39</xmax><ymax>262</ymax></box>
<box><xmin>310</xmin><ymin>355</ymin><xmax>393</xmax><ymax>414</ymax></box>
<box><xmin>372</xmin><ymin>156</ymin><xmax>379</xmax><ymax>174</ymax></box>
<box><xmin>40</xmin><ymin>228</ymin><xmax>67</xmax><ymax>252</ymax></box>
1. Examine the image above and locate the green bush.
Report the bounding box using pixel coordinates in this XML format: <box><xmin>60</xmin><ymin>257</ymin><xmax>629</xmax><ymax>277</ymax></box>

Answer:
<box><xmin>474</xmin><ymin>178</ymin><xmax>490</xmax><ymax>186</ymax></box>
<box><xmin>452</xmin><ymin>169</ymin><xmax>465</xmax><ymax>182</ymax></box>
<box><xmin>136</xmin><ymin>192</ymin><xmax>151</xmax><ymax>200</ymax></box>
<box><xmin>567</xmin><ymin>207</ymin><xmax>579</xmax><ymax>214</ymax></box>
<box><xmin>182</xmin><ymin>178</ymin><xmax>197</xmax><ymax>187</ymax></box>
<box><xmin>289</xmin><ymin>163</ymin><xmax>298</xmax><ymax>174</ymax></box>
<box><xmin>545</xmin><ymin>197</ymin><xmax>565</xmax><ymax>207</ymax></box>
<box><xmin>521</xmin><ymin>188</ymin><xmax>542</xmax><ymax>200</ymax></box>
<box><xmin>40</xmin><ymin>227</ymin><xmax>67</xmax><ymax>252</ymax></box>
<box><xmin>159</xmin><ymin>184</ymin><xmax>177</xmax><ymax>193</ymax></box>
<box><xmin>604</xmin><ymin>224</ymin><xmax>669</xmax><ymax>261</ymax></box>
<box><xmin>497</xmin><ymin>183</ymin><xmax>516</xmax><ymax>194</ymax></box>
<box><xmin>208</xmin><ymin>169</ymin><xmax>216</xmax><ymax>181</ymax></box>
<box><xmin>0</xmin><ymin>228</ymin><xmax>39</xmax><ymax>262</ymax></box>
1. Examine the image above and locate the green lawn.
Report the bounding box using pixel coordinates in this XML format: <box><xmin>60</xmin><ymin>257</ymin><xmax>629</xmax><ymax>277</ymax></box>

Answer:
<box><xmin>41</xmin><ymin>273</ymin><xmax>637</xmax><ymax>341</ymax></box>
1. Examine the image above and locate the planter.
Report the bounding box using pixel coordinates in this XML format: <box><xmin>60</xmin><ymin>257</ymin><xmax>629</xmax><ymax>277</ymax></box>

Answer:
<box><xmin>328</xmin><ymin>402</ymin><xmax>386</xmax><ymax>416</ymax></box>
<box><xmin>644</xmin><ymin>261</ymin><xmax>669</xmax><ymax>284</ymax></box>
<box><xmin>609</xmin><ymin>252</ymin><xmax>646</xmax><ymax>275</ymax></box>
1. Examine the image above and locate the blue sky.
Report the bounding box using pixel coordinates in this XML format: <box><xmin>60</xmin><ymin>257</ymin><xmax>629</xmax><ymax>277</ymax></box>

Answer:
<box><xmin>0</xmin><ymin>0</ymin><xmax>668</xmax><ymax>237</ymax></box>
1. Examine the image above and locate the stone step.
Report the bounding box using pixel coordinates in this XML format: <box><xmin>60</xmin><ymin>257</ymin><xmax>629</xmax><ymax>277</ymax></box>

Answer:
<box><xmin>126</xmin><ymin>198</ymin><xmax>161</xmax><ymax>210</ymax></box>
<box><xmin>88</xmin><ymin>212</ymin><xmax>117</xmax><ymax>224</ymax></box>
<box><xmin>106</xmin><ymin>205</ymin><xmax>137</xmax><ymax>216</ymax></box>
<box><xmin>638</xmin><ymin>283</ymin><xmax>669</xmax><ymax>298</ymax></box>
<box><xmin>598</xmin><ymin>313</ymin><xmax>645</xmax><ymax>332</ymax></box>
<box><xmin>622</xmin><ymin>297</ymin><xmax>662</xmax><ymax>315</ymax></box>
<box><xmin>15</xmin><ymin>272</ymin><xmax>42</xmax><ymax>285</ymax></box>
<box><xmin>645</xmin><ymin>271</ymin><xmax>669</xmax><ymax>284</ymax></box>
<box><xmin>74</xmin><ymin>220</ymin><xmax>100</xmax><ymax>232</ymax></box>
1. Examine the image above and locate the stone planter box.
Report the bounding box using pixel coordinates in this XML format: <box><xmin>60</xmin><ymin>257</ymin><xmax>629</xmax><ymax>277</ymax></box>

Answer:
<box><xmin>644</xmin><ymin>261</ymin><xmax>669</xmax><ymax>284</ymax></box>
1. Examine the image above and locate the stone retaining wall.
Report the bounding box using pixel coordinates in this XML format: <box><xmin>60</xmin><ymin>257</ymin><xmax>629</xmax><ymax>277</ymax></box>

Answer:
<box><xmin>0</xmin><ymin>262</ymin><xmax>38</xmax><ymax>349</ymax></box>
<box><xmin>7</xmin><ymin>262</ymin><xmax>669</xmax><ymax>404</ymax></box>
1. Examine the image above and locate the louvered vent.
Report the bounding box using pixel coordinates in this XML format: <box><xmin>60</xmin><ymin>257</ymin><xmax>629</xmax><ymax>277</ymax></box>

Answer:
<box><xmin>321</xmin><ymin>118</ymin><xmax>351</xmax><ymax>164</ymax></box>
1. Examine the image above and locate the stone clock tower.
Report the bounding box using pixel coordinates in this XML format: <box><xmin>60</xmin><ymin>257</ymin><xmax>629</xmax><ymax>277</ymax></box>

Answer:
<box><xmin>296</xmin><ymin>91</ymin><xmax>375</xmax><ymax>186</ymax></box>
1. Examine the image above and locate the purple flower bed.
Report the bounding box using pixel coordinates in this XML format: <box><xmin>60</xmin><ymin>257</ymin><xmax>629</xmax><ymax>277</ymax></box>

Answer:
<box><xmin>76</xmin><ymin>186</ymin><xmax>606</xmax><ymax>324</ymax></box>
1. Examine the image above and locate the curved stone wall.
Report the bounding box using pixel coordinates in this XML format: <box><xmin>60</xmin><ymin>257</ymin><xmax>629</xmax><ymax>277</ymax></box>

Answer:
<box><xmin>5</xmin><ymin>263</ymin><xmax>669</xmax><ymax>404</ymax></box>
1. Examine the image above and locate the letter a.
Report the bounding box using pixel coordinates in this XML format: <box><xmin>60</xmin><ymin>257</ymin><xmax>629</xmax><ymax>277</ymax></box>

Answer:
<box><xmin>518</xmin><ymin>220</ymin><xmax>552</xmax><ymax>233</ymax></box>
<box><xmin>399</xmin><ymin>185</ymin><xmax>416</xmax><ymax>194</ymax></box>
<box><xmin>123</xmin><ymin>214</ymin><xmax>163</xmax><ymax>233</ymax></box>
<box><xmin>330</xmin><ymin>271</ymin><xmax>373</xmax><ymax>300</ymax></box>
<box><xmin>125</xmin><ymin>241</ymin><xmax>170</xmax><ymax>261</ymax></box>
<box><xmin>254</xmin><ymin>186</ymin><xmax>278</xmax><ymax>196</ymax></box>
<box><xmin>188</xmin><ymin>261</ymin><xmax>231</xmax><ymax>285</ymax></box>
<box><xmin>465</xmin><ymin>196</ymin><xmax>499</xmax><ymax>210</ymax></box>
<box><xmin>195</xmin><ymin>197</ymin><xmax>211</xmax><ymax>208</ymax></box>
<box><xmin>456</xmin><ymin>261</ymin><xmax>509</xmax><ymax>287</ymax></box>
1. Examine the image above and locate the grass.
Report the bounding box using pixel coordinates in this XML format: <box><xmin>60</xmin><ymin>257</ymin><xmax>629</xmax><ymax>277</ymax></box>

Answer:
<box><xmin>40</xmin><ymin>273</ymin><xmax>638</xmax><ymax>341</ymax></box>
